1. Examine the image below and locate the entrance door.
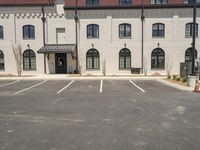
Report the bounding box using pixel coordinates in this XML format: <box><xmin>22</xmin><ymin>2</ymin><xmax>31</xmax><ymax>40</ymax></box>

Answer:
<box><xmin>55</xmin><ymin>53</ymin><xmax>67</xmax><ymax>74</ymax></box>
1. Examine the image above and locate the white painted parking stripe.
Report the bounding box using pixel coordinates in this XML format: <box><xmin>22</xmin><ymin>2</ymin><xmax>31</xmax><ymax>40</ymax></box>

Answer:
<box><xmin>100</xmin><ymin>80</ymin><xmax>103</xmax><ymax>93</ymax></box>
<box><xmin>0</xmin><ymin>80</ymin><xmax>20</xmax><ymax>88</ymax></box>
<box><xmin>57</xmin><ymin>80</ymin><xmax>75</xmax><ymax>94</ymax></box>
<box><xmin>129</xmin><ymin>80</ymin><xmax>146</xmax><ymax>93</ymax></box>
<box><xmin>15</xmin><ymin>80</ymin><xmax>47</xmax><ymax>95</ymax></box>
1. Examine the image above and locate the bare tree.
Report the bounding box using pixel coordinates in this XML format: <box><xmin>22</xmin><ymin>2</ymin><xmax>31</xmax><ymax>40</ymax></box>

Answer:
<box><xmin>165</xmin><ymin>56</ymin><xmax>173</xmax><ymax>76</ymax></box>
<box><xmin>102</xmin><ymin>59</ymin><xmax>106</xmax><ymax>76</ymax></box>
<box><xmin>143</xmin><ymin>57</ymin><xmax>148</xmax><ymax>76</ymax></box>
<box><xmin>12</xmin><ymin>44</ymin><xmax>22</xmax><ymax>76</ymax></box>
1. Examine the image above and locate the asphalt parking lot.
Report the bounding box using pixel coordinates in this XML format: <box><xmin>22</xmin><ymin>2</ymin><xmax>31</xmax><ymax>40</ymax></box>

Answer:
<box><xmin>0</xmin><ymin>79</ymin><xmax>200</xmax><ymax>150</ymax></box>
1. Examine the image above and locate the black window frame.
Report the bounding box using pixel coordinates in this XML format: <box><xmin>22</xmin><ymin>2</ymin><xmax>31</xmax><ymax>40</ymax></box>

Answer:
<box><xmin>0</xmin><ymin>26</ymin><xmax>4</xmax><ymax>39</ymax></box>
<box><xmin>23</xmin><ymin>49</ymin><xmax>36</xmax><ymax>71</ymax></box>
<box><xmin>152</xmin><ymin>23</ymin><xmax>165</xmax><ymax>37</ymax></box>
<box><xmin>87</xmin><ymin>24</ymin><xmax>99</xmax><ymax>39</ymax></box>
<box><xmin>23</xmin><ymin>25</ymin><xmax>35</xmax><ymax>39</ymax></box>
<box><xmin>0</xmin><ymin>50</ymin><xmax>4</xmax><ymax>70</ymax></box>
<box><xmin>185</xmin><ymin>48</ymin><xmax>198</xmax><ymax>63</ymax></box>
<box><xmin>185</xmin><ymin>23</ymin><xmax>198</xmax><ymax>38</ymax></box>
<box><xmin>119</xmin><ymin>0</ymin><xmax>132</xmax><ymax>5</ymax></box>
<box><xmin>119</xmin><ymin>48</ymin><xmax>131</xmax><ymax>70</ymax></box>
<box><xmin>150</xmin><ymin>0</ymin><xmax>168</xmax><ymax>4</ymax></box>
<box><xmin>119</xmin><ymin>23</ymin><xmax>132</xmax><ymax>38</ymax></box>
<box><xmin>151</xmin><ymin>48</ymin><xmax>165</xmax><ymax>70</ymax></box>
<box><xmin>86</xmin><ymin>0</ymin><xmax>99</xmax><ymax>5</ymax></box>
<box><xmin>86</xmin><ymin>49</ymin><xmax>100</xmax><ymax>70</ymax></box>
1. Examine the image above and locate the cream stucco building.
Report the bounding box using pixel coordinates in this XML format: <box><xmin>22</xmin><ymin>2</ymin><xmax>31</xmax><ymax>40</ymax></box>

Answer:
<box><xmin>0</xmin><ymin>0</ymin><xmax>199</xmax><ymax>76</ymax></box>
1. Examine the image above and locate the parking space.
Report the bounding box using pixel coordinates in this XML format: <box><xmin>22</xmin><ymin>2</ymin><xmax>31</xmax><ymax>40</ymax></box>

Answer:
<box><xmin>0</xmin><ymin>79</ymin><xmax>200</xmax><ymax>150</ymax></box>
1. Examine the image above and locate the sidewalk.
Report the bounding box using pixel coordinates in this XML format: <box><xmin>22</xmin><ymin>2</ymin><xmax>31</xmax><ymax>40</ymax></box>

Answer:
<box><xmin>0</xmin><ymin>74</ymin><xmax>166</xmax><ymax>80</ymax></box>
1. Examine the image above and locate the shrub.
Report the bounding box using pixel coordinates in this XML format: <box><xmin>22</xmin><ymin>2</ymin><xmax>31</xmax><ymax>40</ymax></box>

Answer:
<box><xmin>173</xmin><ymin>75</ymin><xmax>177</xmax><ymax>80</ymax></box>
<box><xmin>176</xmin><ymin>77</ymin><xmax>181</xmax><ymax>81</ymax></box>
<box><xmin>167</xmin><ymin>75</ymin><xmax>171</xmax><ymax>79</ymax></box>
<box><xmin>182</xmin><ymin>76</ymin><xmax>188</xmax><ymax>83</ymax></box>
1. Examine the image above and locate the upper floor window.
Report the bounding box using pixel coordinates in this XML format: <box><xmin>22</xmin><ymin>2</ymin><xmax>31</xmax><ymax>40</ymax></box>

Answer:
<box><xmin>119</xmin><ymin>0</ymin><xmax>132</xmax><ymax>5</ymax></box>
<box><xmin>184</xmin><ymin>0</ymin><xmax>200</xmax><ymax>4</ymax></box>
<box><xmin>23</xmin><ymin>25</ymin><xmax>35</xmax><ymax>39</ymax></box>
<box><xmin>87</xmin><ymin>24</ymin><xmax>99</xmax><ymax>38</ymax></box>
<box><xmin>151</xmin><ymin>0</ymin><xmax>168</xmax><ymax>4</ymax></box>
<box><xmin>86</xmin><ymin>0</ymin><xmax>99</xmax><ymax>5</ymax></box>
<box><xmin>185</xmin><ymin>23</ymin><xmax>198</xmax><ymax>37</ymax></box>
<box><xmin>152</xmin><ymin>23</ymin><xmax>165</xmax><ymax>37</ymax></box>
<box><xmin>119</xmin><ymin>23</ymin><xmax>131</xmax><ymax>38</ymax></box>
<box><xmin>0</xmin><ymin>26</ymin><xmax>4</xmax><ymax>39</ymax></box>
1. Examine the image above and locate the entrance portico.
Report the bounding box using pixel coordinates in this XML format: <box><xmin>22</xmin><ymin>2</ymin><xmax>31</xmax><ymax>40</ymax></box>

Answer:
<box><xmin>38</xmin><ymin>44</ymin><xmax>76</xmax><ymax>74</ymax></box>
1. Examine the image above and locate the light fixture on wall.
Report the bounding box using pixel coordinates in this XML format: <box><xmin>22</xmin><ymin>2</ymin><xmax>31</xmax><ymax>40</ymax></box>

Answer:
<box><xmin>92</xmin><ymin>43</ymin><xmax>94</xmax><ymax>48</ymax></box>
<box><xmin>124</xmin><ymin>43</ymin><xmax>126</xmax><ymax>48</ymax></box>
<box><xmin>157</xmin><ymin>43</ymin><xmax>160</xmax><ymax>48</ymax></box>
<box><xmin>27</xmin><ymin>44</ymin><xmax>30</xmax><ymax>49</ymax></box>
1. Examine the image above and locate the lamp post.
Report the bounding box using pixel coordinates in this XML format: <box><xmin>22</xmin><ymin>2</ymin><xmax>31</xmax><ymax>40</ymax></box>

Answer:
<box><xmin>74</xmin><ymin>0</ymin><xmax>79</xmax><ymax>74</ymax></box>
<box><xmin>141</xmin><ymin>0</ymin><xmax>145</xmax><ymax>74</ymax></box>
<box><xmin>192</xmin><ymin>0</ymin><xmax>197</xmax><ymax>75</ymax></box>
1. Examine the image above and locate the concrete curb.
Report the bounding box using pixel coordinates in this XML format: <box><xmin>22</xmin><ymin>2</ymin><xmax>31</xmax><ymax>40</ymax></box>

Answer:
<box><xmin>157</xmin><ymin>79</ymin><xmax>193</xmax><ymax>91</ymax></box>
<box><xmin>0</xmin><ymin>75</ymin><xmax>166</xmax><ymax>80</ymax></box>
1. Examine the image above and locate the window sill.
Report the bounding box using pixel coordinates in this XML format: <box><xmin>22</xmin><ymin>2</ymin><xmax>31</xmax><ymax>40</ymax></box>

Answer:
<box><xmin>152</xmin><ymin>36</ymin><xmax>165</xmax><ymax>38</ymax></box>
<box><xmin>119</xmin><ymin>68</ymin><xmax>131</xmax><ymax>70</ymax></box>
<box><xmin>87</xmin><ymin>37</ymin><xmax>99</xmax><ymax>39</ymax></box>
<box><xmin>86</xmin><ymin>69</ymin><xmax>100</xmax><ymax>71</ymax></box>
<box><xmin>151</xmin><ymin>68</ymin><xmax>165</xmax><ymax>71</ymax></box>
<box><xmin>119</xmin><ymin>37</ymin><xmax>132</xmax><ymax>39</ymax></box>
<box><xmin>185</xmin><ymin>36</ymin><xmax>198</xmax><ymax>38</ymax></box>
<box><xmin>23</xmin><ymin>38</ymin><xmax>36</xmax><ymax>40</ymax></box>
<box><xmin>0</xmin><ymin>38</ymin><xmax>4</xmax><ymax>40</ymax></box>
<box><xmin>23</xmin><ymin>69</ymin><xmax>37</xmax><ymax>71</ymax></box>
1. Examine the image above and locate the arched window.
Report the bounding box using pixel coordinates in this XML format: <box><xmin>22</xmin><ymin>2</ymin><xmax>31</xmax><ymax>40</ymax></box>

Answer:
<box><xmin>86</xmin><ymin>49</ymin><xmax>100</xmax><ymax>69</ymax></box>
<box><xmin>0</xmin><ymin>50</ymin><xmax>4</xmax><ymax>70</ymax></box>
<box><xmin>119</xmin><ymin>48</ymin><xmax>131</xmax><ymax>69</ymax></box>
<box><xmin>23</xmin><ymin>25</ymin><xmax>35</xmax><ymax>39</ymax></box>
<box><xmin>87</xmin><ymin>24</ymin><xmax>99</xmax><ymax>38</ymax></box>
<box><xmin>86</xmin><ymin>0</ymin><xmax>99</xmax><ymax>5</ymax></box>
<box><xmin>185</xmin><ymin>23</ymin><xmax>198</xmax><ymax>37</ymax></box>
<box><xmin>152</xmin><ymin>23</ymin><xmax>165</xmax><ymax>37</ymax></box>
<box><xmin>185</xmin><ymin>48</ymin><xmax>198</xmax><ymax>62</ymax></box>
<box><xmin>0</xmin><ymin>26</ymin><xmax>4</xmax><ymax>39</ymax></box>
<box><xmin>151</xmin><ymin>48</ymin><xmax>165</xmax><ymax>69</ymax></box>
<box><xmin>23</xmin><ymin>49</ymin><xmax>36</xmax><ymax>70</ymax></box>
<box><xmin>119</xmin><ymin>23</ymin><xmax>131</xmax><ymax>38</ymax></box>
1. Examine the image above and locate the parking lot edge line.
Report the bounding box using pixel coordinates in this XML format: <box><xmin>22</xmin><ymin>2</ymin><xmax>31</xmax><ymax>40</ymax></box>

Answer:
<box><xmin>0</xmin><ymin>80</ymin><xmax>20</xmax><ymax>88</ymax></box>
<box><xmin>129</xmin><ymin>80</ymin><xmax>146</xmax><ymax>93</ymax></box>
<box><xmin>57</xmin><ymin>80</ymin><xmax>75</xmax><ymax>94</ymax></box>
<box><xmin>15</xmin><ymin>80</ymin><xmax>47</xmax><ymax>95</ymax></box>
<box><xmin>100</xmin><ymin>80</ymin><xmax>103</xmax><ymax>93</ymax></box>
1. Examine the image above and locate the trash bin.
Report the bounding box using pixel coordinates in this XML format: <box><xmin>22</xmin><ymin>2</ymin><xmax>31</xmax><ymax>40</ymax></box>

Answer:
<box><xmin>187</xmin><ymin>75</ymin><xmax>196</xmax><ymax>88</ymax></box>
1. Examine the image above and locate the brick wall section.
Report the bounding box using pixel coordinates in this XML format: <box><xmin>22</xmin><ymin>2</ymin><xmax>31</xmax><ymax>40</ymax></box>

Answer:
<box><xmin>0</xmin><ymin>0</ymin><xmax>54</xmax><ymax>5</ymax></box>
<box><xmin>65</xmin><ymin>0</ymin><xmax>184</xmax><ymax>6</ymax></box>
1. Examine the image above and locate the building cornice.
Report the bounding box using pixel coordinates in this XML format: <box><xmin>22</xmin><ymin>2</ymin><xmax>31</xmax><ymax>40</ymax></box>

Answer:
<box><xmin>64</xmin><ymin>4</ymin><xmax>200</xmax><ymax>10</ymax></box>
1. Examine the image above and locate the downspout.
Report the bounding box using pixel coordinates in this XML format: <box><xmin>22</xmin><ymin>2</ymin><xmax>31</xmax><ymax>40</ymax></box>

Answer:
<box><xmin>141</xmin><ymin>0</ymin><xmax>145</xmax><ymax>74</ymax></box>
<box><xmin>192</xmin><ymin>0</ymin><xmax>197</xmax><ymax>75</ymax></box>
<box><xmin>41</xmin><ymin>7</ymin><xmax>47</xmax><ymax>74</ymax></box>
<box><xmin>74</xmin><ymin>0</ymin><xmax>79</xmax><ymax>73</ymax></box>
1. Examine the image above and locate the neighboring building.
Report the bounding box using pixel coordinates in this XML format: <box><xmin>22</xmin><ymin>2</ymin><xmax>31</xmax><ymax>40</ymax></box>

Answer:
<box><xmin>0</xmin><ymin>0</ymin><xmax>199</xmax><ymax>75</ymax></box>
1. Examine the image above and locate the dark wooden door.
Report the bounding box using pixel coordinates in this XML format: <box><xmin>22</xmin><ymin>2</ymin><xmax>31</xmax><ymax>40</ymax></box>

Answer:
<box><xmin>55</xmin><ymin>53</ymin><xmax>67</xmax><ymax>74</ymax></box>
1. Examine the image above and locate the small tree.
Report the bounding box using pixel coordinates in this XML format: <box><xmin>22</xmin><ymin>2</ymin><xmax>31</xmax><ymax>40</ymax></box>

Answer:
<box><xmin>102</xmin><ymin>59</ymin><xmax>106</xmax><ymax>76</ymax></box>
<box><xmin>143</xmin><ymin>57</ymin><xmax>148</xmax><ymax>76</ymax></box>
<box><xmin>12</xmin><ymin>44</ymin><xmax>22</xmax><ymax>76</ymax></box>
<box><xmin>166</xmin><ymin>56</ymin><xmax>173</xmax><ymax>76</ymax></box>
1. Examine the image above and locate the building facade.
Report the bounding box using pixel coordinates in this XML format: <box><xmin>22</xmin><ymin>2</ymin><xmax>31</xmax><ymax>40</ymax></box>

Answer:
<box><xmin>0</xmin><ymin>0</ymin><xmax>199</xmax><ymax>76</ymax></box>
